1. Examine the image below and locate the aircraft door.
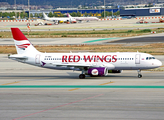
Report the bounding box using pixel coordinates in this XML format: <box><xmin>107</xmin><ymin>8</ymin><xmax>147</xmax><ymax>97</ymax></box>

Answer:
<box><xmin>135</xmin><ymin>54</ymin><xmax>140</xmax><ymax>64</ymax></box>
<box><xmin>35</xmin><ymin>54</ymin><xmax>40</xmax><ymax>64</ymax></box>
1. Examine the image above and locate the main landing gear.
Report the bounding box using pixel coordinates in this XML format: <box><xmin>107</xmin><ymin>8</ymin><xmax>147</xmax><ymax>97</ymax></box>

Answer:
<box><xmin>79</xmin><ymin>74</ymin><xmax>85</xmax><ymax>79</ymax></box>
<box><xmin>79</xmin><ymin>70</ymin><xmax>86</xmax><ymax>79</ymax></box>
<box><xmin>137</xmin><ymin>69</ymin><xmax>142</xmax><ymax>78</ymax></box>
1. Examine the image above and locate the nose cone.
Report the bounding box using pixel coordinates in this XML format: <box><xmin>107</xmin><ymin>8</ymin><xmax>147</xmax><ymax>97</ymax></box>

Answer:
<box><xmin>157</xmin><ymin>60</ymin><xmax>162</xmax><ymax>67</ymax></box>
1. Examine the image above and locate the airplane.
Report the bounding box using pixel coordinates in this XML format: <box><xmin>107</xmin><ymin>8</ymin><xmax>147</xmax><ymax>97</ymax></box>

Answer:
<box><xmin>66</xmin><ymin>13</ymin><xmax>99</xmax><ymax>22</ymax></box>
<box><xmin>9</xmin><ymin>28</ymin><xmax>162</xmax><ymax>79</ymax></box>
<box><xmin>42</xmin><ymin>12</ymin><xmax>76</xmax><ymax>24</ymax></box>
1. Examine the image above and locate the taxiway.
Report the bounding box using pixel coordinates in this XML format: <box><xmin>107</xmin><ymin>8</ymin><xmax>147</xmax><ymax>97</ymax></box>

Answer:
<box><xmin>0</xmin><ymin>54</ymin><xmax>164</xmax><ymax>120</ymax></box>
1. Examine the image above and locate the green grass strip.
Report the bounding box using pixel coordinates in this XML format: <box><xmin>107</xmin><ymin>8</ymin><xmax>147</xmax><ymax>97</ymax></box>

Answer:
<box><xmin>83</xmin><ymin>38</ymin><xmax>118</xmax><ymax>43</ymax></box>
<box><xmin>0</xmin><ymin>85</ymin><xmax>164</xmax><ymax>88</ymax></box>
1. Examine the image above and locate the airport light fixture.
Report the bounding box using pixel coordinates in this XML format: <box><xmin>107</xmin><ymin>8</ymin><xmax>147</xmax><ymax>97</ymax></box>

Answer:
<box><xmin>104</xmin><ymin>0</ymin><xmax>105</xmax><ymax>18</ymax></box>
<box><xmin>15</xmin><ymin>0</ymin><xmax>16</xmax><ymax>19</ymax></box>
<box><xmin>28</xmin><ymin>0</ymin><xmax>30</xmax><ymax>21</ymax></box>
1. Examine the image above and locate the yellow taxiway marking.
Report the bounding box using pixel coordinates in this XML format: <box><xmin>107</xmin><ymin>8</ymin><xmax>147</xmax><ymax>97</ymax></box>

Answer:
<box><xmin>2</xmin><ymin>81</ymin><xmax>20</xmax><ymax>86</ymax></box>
<box><xmin>68</xmin><ymin>81</ymin><xmax>114</xmax><ymax>91</ymax></box>
<box><xmin>69</xmin><ymin>88</ymin><xmax>80</xmax><ymax>91</ymax></box>
<box><xmin>99</xmin><ymin>82</ymin><xmax>114</xmax><ymax>86</ymax></box>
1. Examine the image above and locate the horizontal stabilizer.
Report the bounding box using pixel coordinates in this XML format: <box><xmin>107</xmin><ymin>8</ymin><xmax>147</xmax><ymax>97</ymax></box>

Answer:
<box><xmin>9</xmin><ymin>54</ymin><xmax>28</xmax><ymax>59</ymax></box>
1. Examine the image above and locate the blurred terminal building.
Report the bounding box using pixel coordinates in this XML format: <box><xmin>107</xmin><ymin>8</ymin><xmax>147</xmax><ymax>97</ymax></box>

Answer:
<box><xmin>29</xmin><ymin>7</ymin><xmax>164</xmax><ymax>17</ymax></box>
<box><xmin>29</xmin><ymin>9</ymin><xmax>119</xmax><ymax>17</ymax></box>
<box><xmin>120</xmin><ymin>8</ymin><xmax>164</xmax><ymax>17</ymax></box>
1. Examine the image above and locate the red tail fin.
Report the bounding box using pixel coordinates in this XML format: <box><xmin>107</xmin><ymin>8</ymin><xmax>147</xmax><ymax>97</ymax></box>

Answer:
<box><xmin>11</xmin><ymin>28</ymin><xmax>28</xmax><ymax>41</ymax></box>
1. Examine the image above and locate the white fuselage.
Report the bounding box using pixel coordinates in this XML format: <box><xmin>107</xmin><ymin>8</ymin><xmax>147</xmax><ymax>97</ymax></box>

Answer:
<box><xmin>73</xmin><ymin>17</ymin><xmax>99</xmax><ymax>21</ymax></box>
<box><xmin>12</xmin><ymin>52</ymin><xmax>162</xmax><ymax>71</ymax></box>
<box><xmin>45</xmin><ymin>17</ymin><xmax>70</xmax><ymax>22</ymax></box>
<box><xmin>43</xmin><ymin>12</ymin><xmax>76</xmax><ymax>22</ymax></box>
<box><xmin>9</xmin><ymin>27</ymin><xmax>162</xmax><ymax>78</ymax></box>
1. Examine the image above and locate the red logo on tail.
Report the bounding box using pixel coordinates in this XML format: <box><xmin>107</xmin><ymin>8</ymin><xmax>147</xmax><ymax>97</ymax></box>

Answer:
<box><xmin>16</xmin><ymin>43</ymin><xmax>30</xmax><ymax>48</ymax></box>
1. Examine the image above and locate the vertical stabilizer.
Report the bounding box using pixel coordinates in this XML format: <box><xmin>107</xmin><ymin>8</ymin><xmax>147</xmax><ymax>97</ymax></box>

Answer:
<box><xmin>43</xmin><ymin>12</ymin><xmax>49</xmax><ymax>19</ymax></box>
<box><xmin>66</xmin><ymin>13</ymin><xmax>72</xmax><ymax>18</ymax></box>
<box><xmin>11</xmin><ymin>28</ymin><xmax>40</xmax><ymax>54</ymax></box>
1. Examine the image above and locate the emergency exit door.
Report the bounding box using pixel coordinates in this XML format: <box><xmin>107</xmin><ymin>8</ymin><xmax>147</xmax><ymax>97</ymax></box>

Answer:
<box><xmin>35</xmin><ymin>54</ymin><xmax>40</xmax><ymax>64</ymax></box>
<box><xmin>135</xmin><ymin>54</ymin><xmax>140</xmax><ymax>64</ymax></box>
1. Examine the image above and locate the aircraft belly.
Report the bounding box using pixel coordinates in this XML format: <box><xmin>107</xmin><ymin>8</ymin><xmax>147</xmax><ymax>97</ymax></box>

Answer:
<box><xmin>43</xmin><ymin>66</ymin><xmax>72</xmax><ymax>70</ymax></box>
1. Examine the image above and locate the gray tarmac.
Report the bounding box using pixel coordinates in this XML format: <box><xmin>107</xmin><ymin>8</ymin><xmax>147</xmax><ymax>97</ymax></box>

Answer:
<box><xmin>1</xmin><ymin>33</ymin><xmax>164</xmax><ymax>45</ymax></box>
<box><xmin>1</xmin><ymin>19</ymin><xmax>164</xmax><ymax>119</ymax></box>
<box><xmin>0</xmin><ymin>18</ymin><xmax>164</xmax><ymax>31</ymax></box>
<box><xmin>0</xmin><ymin>54</ymin><xmax>164</xmax><ymax>120</ymax></box>
<box><xmin>0</xmin><ymin>37</ymin><xmax>104</xmax><ymax>45</ymax></box>
<box><xmin>110</xmin><ymin>35</ymin><xmax>164</xmax><ymax>43</ymax></box>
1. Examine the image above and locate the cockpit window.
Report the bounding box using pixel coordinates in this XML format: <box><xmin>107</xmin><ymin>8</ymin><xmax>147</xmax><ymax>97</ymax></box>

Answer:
<box><xmin>146</xmin><ymin>57</ymin><xmax>155</xmax><ymax>60</ymax></box>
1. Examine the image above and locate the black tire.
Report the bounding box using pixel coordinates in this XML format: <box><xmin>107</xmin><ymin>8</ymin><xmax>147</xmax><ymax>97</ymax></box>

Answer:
<box><xmin>79</xmin><ymin>74</ymin><xmax>85</xmax><ymax>79</ymax></box>
<box><xmin>138</xmin><ymin>74</ymin><xmax>142</xmax><ymax>78</ymax></box>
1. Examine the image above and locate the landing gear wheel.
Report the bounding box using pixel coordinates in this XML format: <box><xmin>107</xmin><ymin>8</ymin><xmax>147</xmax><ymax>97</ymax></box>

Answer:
<box><xmin>137</xmin><ymin>69</ymin><xmax>142</xmax><ymax>78</ymax></box>
<box><xmin>138</xmin><ymin>74</ymin><xmax>142</xmax><ymax>78</ymax></box>
<box><xmin>79</xmin><ymin>74</ymin><xmax>85</xmax><ymax>79</ymax></box>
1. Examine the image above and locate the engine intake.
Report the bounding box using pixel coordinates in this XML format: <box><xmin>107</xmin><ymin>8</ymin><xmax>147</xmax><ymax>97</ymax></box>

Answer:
<box><xmin>85</xmin><ymin>67</ymin><xmax>108</xmax><ymax>76</ymax></box>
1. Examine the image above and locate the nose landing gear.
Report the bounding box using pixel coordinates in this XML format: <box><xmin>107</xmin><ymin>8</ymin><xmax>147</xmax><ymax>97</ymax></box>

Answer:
<box><xmin>137</xmin><ymin>69</ymin><xmax>142</xmax><ymax>78</ymax></box>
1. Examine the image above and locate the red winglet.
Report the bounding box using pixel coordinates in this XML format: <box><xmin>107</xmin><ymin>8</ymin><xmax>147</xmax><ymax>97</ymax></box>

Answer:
<box><xmin>11</xmin><ymin>28</ymin><xmax>28</xmax><ymax>41</ymax></box>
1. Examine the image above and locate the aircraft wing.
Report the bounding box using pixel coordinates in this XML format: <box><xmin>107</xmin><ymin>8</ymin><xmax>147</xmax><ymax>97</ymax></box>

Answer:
<box><xmin>52</xmin><ymin>63</ymin><xmax>92</xmax><ymax>67</ymax></box>
<box><xmin>52</xmin><ymin>62</ymin><xmax>115</xmax><ymax>69</ymax></box>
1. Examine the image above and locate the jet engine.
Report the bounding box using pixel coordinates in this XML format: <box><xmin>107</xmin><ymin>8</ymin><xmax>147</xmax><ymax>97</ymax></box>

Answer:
<box><xmin>69</xmin><ymin>18</ymin><xmax>77</xmax><ymax>23</ymax></box>
<box><xmin>108</xmin><ymin>70</ymin><xmax>122</xmax><ymax>73</ymax></box>
<box><xmin>85</xmin><ymin>67</ymin><xmax>108</xmax><ymax>76</ymax></box>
